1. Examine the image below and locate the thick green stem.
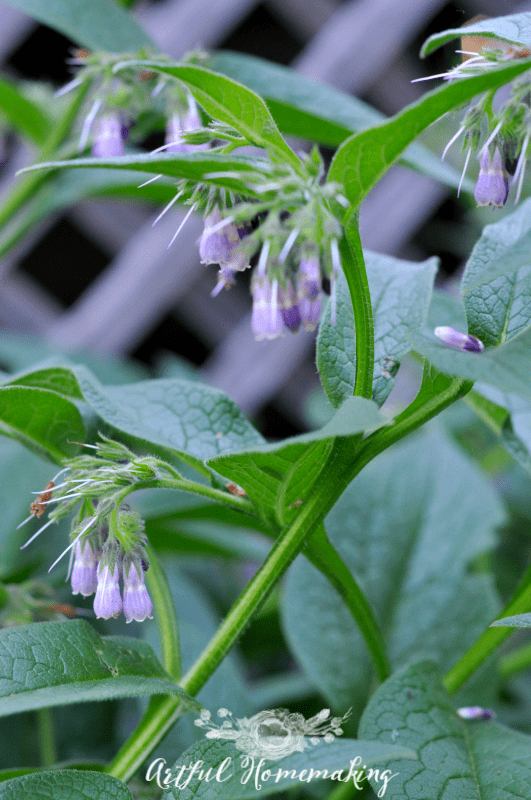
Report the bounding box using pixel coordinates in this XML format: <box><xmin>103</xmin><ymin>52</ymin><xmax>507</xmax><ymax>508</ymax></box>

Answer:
<box><xmin>37</xmin><ymin>708</ymin><xmax>57</xmax><ymax>768</ymax></box>
<box><xmin>145</xmin><ymin>545</ymin><xmax>181</xmax><ymax>680</ymax></box>
<box><xmin>445</xmin><ymin>562</ymin><xmax>531</xmax><ymax>693</ymax></box>
<box><xmin>106</xmin><ymin>370</ymin><xmax>472</xmax><ymax>780</ymax></box>
<box><xmin>305</xmin><ymin>525</ymin><xmax>390</xmax><ymax>682</ymax></box>
<box><xmin>340</xmin><ymin>210</ymin><xmax>374</xmax><ymax>399</ymax></box>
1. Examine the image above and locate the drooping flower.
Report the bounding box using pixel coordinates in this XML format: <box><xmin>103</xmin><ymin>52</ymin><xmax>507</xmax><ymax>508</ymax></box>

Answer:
<box><xmin>122</xmin><ymin>562</ymin><xmax>153</xmax><ymax>623</ymax></box>
<box><xmin>92</xmin><ymin>112</ymin><xmax>125</xmax><ymax>158</ymax></box>
<box><xmin>434</xmin><ymin>326</ymin><xmax>484</xmax><ymax>353</ymax></box>
<box><xmin>70</xmin><ymin>539</ymin><xmax>98</xmax><ymax>597</ymax></box>
<box><xmin>299</xmin><ymin>293</ymin><xmax>322</xmax><ymax>332</ymax></box>
<box><xmin>199</xmin><ymin>206</ymin><xmax>247</xmax><ymax>270</ymax></box>
<box><xmin>94</xmin><ymin>563</ymin><xmax>122</xmax><ymax>619</ymax></box>
<box><xmin>279</xmin><ymin>281</ymin><xmax>301</xmax><ymax>333</ymax></box>
<box><xmin>474</xmin><ymin>147</ymin><xmax>509</xmax><ymax>207</ymax></box>
<box><xmin>251</xmin><ymin>275</ymin><xmax>283</xmax><ymax>341</ymax></box>
<box><xmin>298</xmin><ymin>254</ymin><xmax>321</xmax><ymax>300</ymax></box>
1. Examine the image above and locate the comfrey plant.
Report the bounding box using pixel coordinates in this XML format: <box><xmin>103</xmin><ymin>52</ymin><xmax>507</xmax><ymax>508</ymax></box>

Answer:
<box><xmin>4</xmin><ymin>5</ymin><xmax>531</xmax><ymax>800</ymax></box>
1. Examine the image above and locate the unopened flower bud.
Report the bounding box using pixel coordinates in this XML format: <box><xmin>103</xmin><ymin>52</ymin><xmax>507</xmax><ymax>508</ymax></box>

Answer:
<box><xmin>94</xmin><ymin>564</ymin><xmax>122</xmax><ymax>619</ymax></box>
<box><xmin>474</xmin><ymin>147</ymin><xmax>509</xmax><ymax>207</ymax></box>
<box><xmin>279</xmin><ymin>281</ymin><xmax>301</xmax><ymax>332</ymax></box>
<box><xmin>251</xmin><ymin>275</ymin><xmax>283</xmax><ymax>341</ymax></box>
<box><xmin>91</xmin><ymin>112</ymin><xmax>125</xmax><ymax>158</ymax></box>
<box><xmin>122</xmin><ymin>562</ymin><xmax>153</xmax><ymax>623</ymax></box>
<box><xmin>71</xmin><ymin>539</ymin><xmax>98</xmax><ymax>597</ymax></box>
<box><xmin>434</xmin><ymin>326</ymin><xmax>484</xmax><ymax>353</ymax></box>
<box><xmin>457</xmin><ymin>706</ymin><xmax>496</xmax><ymax>720</ymax></box>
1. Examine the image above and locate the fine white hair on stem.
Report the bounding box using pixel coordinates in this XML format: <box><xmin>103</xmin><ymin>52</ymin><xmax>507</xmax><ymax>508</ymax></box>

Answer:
<box><xmin>78</xmin><ymin>98</ymin><xmax>102</xmax><ymax>152</ymax></box>
<box><xmin>205</xmin><ymin>215</ymin><xmax>235</xmax><ymax>236</ymax></box>
<box><xmin>513</xmin><ymin>133</ymin><xmax>530</xmax><ymax>204</ymax></box>
<box><xmin>16</xmin><ymin>513</ymin><xmax>34</xmax><ymax>530</ymax></box>
<box><xmin>31</xmin><ymin>480</ymin><xmax>71</xmax><ymax>494</ymax></box>
<box><xmin>151</xmin><ymin>79</ymin><xmax>166</xmax><ymax>98</ymax></box>
<box><xmin>20</xmin><ymin>518</ymin><xmax>55</xmax><ymax>549</ymax></box>
<box><xmin>330</xmin><ymin>239</ymin><xmax>341</xmax><ymax>275</ymax></box>
<box><xmin>479</xmin><ymin>120</ymin><xmax>503</xmax><ymax>157</ymax></box>
<box><xmin>257</xmin><ymin>240</ymin><xmax>270</xmax><ymax>277</ymax></box>
<box><xmin>167</xmin><ymin>204</ymin><xmax>196</xmax><ymax>248</ymax></box>
<box><xmin>52</xmin><ymin>467</ymin><xmax>70</xmax><ymax>483</ymax></box>
<box><xmin>457</xmin><ymin>147</ymin><xmax>472</xmax><ymax>198</ymax></box>
<box><xmin>37</xmin><ymin>492</ymin><xmax>83</xmax><ymax>506</ymax></box>
<box><xmin>138</xmin><ymin>174</ymin><xmax>162</xmax><ymax>188</ymax></box>
<box><xmin>66</xmin><ymin>545</ymin><xmax>76</xmax><ymax>582</ymax></box>
<box><xmin>151</xmin><ymin>190</ymin><xmax>183</xmax><ymax>227</ymax></box>
<box><xmin>48</xmin><ymin>517</ymin><xmax>96</xmax><ymax>573</ymax></box>
<box><xmin>441</xmin><ymin>125</ymin><xmax>466</xmax><ymax>162</ymax></box>
<box><xmin>55</xmin><ymin>76</ymin><xmax>83</xmax><ymax>98</ymax></box>
<box><xmin>278</xmin><ymin>229</ymin><xmax>299</xmax><ymax>263</ymax></box>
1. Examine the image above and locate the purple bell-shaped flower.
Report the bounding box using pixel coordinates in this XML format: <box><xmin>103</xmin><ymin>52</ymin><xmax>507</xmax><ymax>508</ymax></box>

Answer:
<box><xmin>298</xmin><ymin>255</ymin><xmax>321</xmax><ymax>300</ymax></box>
<box><xmin>122</xmin><ymin>562</ymin><xmax>153</xmax><ymax>623</ymax></box>
<box><xmin>71</xmin><ymin>539</ymin><xmax>98</xmax><ymax>597</ymax></box>
<box><xmin>200</xmin><ymin>206</ymin><xmax>247</xmax><ymax>271</ymax></box>
<box><xmin>474</xmin><ymin>147</ymin><xmax>509</xmax><ymax>207</ymax></box>
<box><xmin>251</xmin><ymin>275</ymin><xmax>283</xmax><ymax>341</ymax></box>
<box><xmin>279</xmin><ymin>281</ymin><xmax>301</xmax><ymax>333</ymax></box>
<box><xmin>299</xmin><ymin>293</ymin><xmax>322</xmax><ymax>331</ymax></box>
<box><xmin>165</xmin><ymin>98</ymin><xmax>208</xmax><ymax>153</ymax></box>
<box><xmin>93</xmin><ymin>564</ymin><xmax>122</xmax><ymax>619</ymax></box>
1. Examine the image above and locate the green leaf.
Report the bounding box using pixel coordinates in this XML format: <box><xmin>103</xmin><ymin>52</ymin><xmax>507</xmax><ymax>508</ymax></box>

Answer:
<box><xmin>491</xmin><ymin>613</ymin><xmax>531</xmax><ymax>627</ymax></box>
<box><xmin>208</xmin><ymin>396</ymin><xmax>388</xmax><ymax>526</ymax></box>
<box><xmin>359</xmin><ymin>660</ymin><xmax>531</xmax><ymax>799</ymax></box>
<box><xmin>2</xmin><ymin>0</ymin><xmax>151</xmax><ymax>51</ymax></box>
<box><xmin>317</xmin><ymin>251</ymin><xmax>437</xmax><ymax>408</ymax></box>
<box><xmin>0</xmin><ymin>74</ymin><xmax>51</xmax><ymax>145</ymax></box>
<box><xmin>2</xmin><ymin>362</ymin><xmax>265</xmax><ymax>474</ymax></box>
<box><xmin>208</xmin><ymin>51</ymin><xmax>468</xmax><ymax>192</ymax></box>
<box><xmin>421</xmin><ymin>12</ymin><xmax>531</xmax><ymax>57</ymax></box>
<box><xmin>160</xmin><ymin>738</ymin><xmax>416</xmax><ymax>799</ymax></box>
<box><xmin>0</xmin><ymin>620</ymin><xmax>198</xmax><ymax>717</ymax></box>
<box><xmin>80</xmin><ymin>375</ymin><xmax>266</xmax><ymax>470</ymax></box>
<box><xmin>461</xmin><ymin>197</ymin><xmax>531</xmax><ymax>346</ymax></box>
<box><xmin>5</xmin><ymin>365</ymin><xmax>84</xmax><ymax>399</ymax></box>
<box><xmin>328</xmin><ymin>55</ymin><xmax>531</xmax><ymax>206</ymax></box>
<box><xmin>116</xmin><ymin>61</ymin><xmax>302</xmax><ymax>171</ymax></box>
<box><xmin>411</xmin><ymin>325</ymin><xmax>531</xmax><ymax>400</ymax></box>
<box><xmin>0</xmin><ymin>385</ymin><xmax>85</xmax><ymax>461</ymax></box>
<box><xmin>19</xmin><ymin>152</ymin><xmax>268</xmax><ymax>196</ymax></box>
<box><xmin>281</xmin><ymin>429</ymin><xmax>503</xmax><ymax>709</ymax></box>
<box><xmin>0</xmin><ymin>770</ymin><xmax>132</xmax><ymax>799</ymax></box>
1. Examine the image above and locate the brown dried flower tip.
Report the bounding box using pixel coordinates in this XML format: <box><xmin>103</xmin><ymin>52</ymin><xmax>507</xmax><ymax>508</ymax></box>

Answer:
<box><xmin>30</xmin><ymin>481</ymin><xmax>54</xmax><ymax>518</ymax></box>
<box><xmin>138</xmin><ymin>70</ymin><xmax>158</xmax><ymax>81</ymax></box>
<box><xmin>227</xmin><ymin>483</ymin><xmax>247</xmax><ymax>496</ymax></box>
<box><xmin>74</xmin><ymin>48</ymin><xmax>90</xmax><ymax>59</ymax></box>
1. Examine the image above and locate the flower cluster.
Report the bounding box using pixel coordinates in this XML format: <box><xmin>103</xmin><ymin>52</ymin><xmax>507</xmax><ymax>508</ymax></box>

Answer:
<box><xmin>416</xmin><ymin>45</ymin><xmax>531</xmax><ymax>207</ymax></box>
<box><xmin>160</xmin><ymin>145</ymin><xmax>346</xmax><ymax>340</ymax></box>
<box><xmin>16</xmin><ymin>435</ymin><xmax>181</xmax><ymax>622</ymax></box>
<box><xmin>58</xmin><ymin>50</ymin><xmax>348</xmax><ymax>339</ymax></box>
